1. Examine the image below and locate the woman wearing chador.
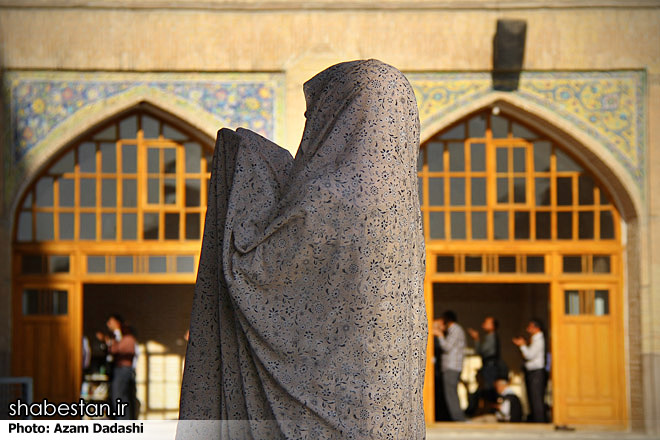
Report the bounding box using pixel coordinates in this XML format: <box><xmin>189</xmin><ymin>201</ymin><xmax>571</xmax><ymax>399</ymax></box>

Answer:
<box><xmin>178</xmin><ymin>60</ymin><xmax>427</xmax><ymax>439</ymax></box>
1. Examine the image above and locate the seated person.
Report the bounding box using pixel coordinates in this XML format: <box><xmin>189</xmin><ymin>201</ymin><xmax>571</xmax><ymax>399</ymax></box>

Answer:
<box><xmin>468</xmin><ymin>377</ymin><xmax>522</xmax><ymax>423</ymax></box>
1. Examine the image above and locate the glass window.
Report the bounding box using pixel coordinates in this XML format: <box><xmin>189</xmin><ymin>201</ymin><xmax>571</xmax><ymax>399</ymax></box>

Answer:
<box><xmin>185</xmin><ymin>179</ymin><xmax>201</xmax><ymax>207</ymax></box>
<box><xmin>556</xmin><ymin>149</ymin><xmax>582</xmax><ymax>172</ymax></box>
<box><xmin>468</xmin><ymin>114</ymin><xmax>486</xmax><ymax>138</ymax></box>
<box><xmin>100</xmin><ymin>142</ymin><xmax>116</xmax><ymax>173</ymax></box>
<box><xmin>78</xmin><ymin>142</ymin><xmax>96</xmax><ymax>173</ymax></box>
<box><xmin>450</xmin><ymin>211</ymin><xmax>466</xmax><ymax>239</ymax></box>
<box><xmin>578</xmin><ymin>211</ymin><xmax>594</xmax><ymax>239</ymax></box>
<box><xmin>80</xmin><ymin>213</ymin><xmax>96</xmax><ymax>240</ymax></box>
<box><xmin>557</xmin><ymin>212</ymin><xmax>572</xmax><ymax>239</ymax></box>
<box><xmin>23</xmin><ymin>289</ymin><xmax>67</xmax><ymax>315</ymax></box>
<box><xmin>429</xmin><ymin>212</ymin><xmax>445</xmax><ymax>239</ymax></box>
<box><xmin>51</xmin><ymin>150</ymin><xmax>75</xmax><ymax>174</ymax></box>
<box><xmin>122</xmin><ymin>144</ymin><xmax>137</xmax><ymax>173</ymax></box>
<box><xmin>102</xmin><ymin>179</ymin><xmax>116</xmax><ymax>207</ymax></box>
<box><xmin>142</xmin><ymin>115</ymin><xmax>159</xmax><ymax>138</ymax></box>
<box><xmin>556</xmin><ymin>177</ymin><xmax>572</xmax><ymax>205</ymax></box>
<box><xmin>101</xmin><ymin>213</ymin><xmax>116</xmax><ymax>240</ymax></box>
<box><xmin>49</xmin><ymin>255</ymin><xmax>70</xmax><ymax>273</ymax></box>
<box><xmin>185</xmin><ymin>143</ymin><xmax>201</xmax><ymax>173</ymax></box>
<box><xmin>514</xmin><ymin>211</ymin><xmax>530</xmax><ymax>239</ymax></box>
<box><xmin>428</xmin><ymin>178</ymin><xmax>444</xmax><ymax>206</ymax></box>
<box><xmin>144</xmin><ymin>213</ymin><xmax>159</xmax><ymax>240</ymax></box>
<box><xmin>163</xmin><ymin>124</ymin><xmax>186</xmax><ymax>141</ymax></box>
<box><xmin>450</xmin><ymin>178</ymin><xmax>465</xmax><ymax>206</ymax></box>
<box><xmin>465</xmin><ymin>255</ymin><xmax>482</xmax><ymax>272</ymax></box>
<box><xmin>533</xmin><ymin>141</ymin><xmax>551</xmax><ymax>172</ymax></box>
<box><xmin>176</xmin><ymin>256</ymin><xmax>195</xmax><ymax>273</ymax></box>
<box><xmin>122</xmin><ymin>213</ymin><xmax>137</xmax><ymax>240</ymax></box>
<box><xmin>119</xmin><ymin>115</ymin><xmax>138</xmax><ymax>139</ymax></box>
<box><xmin>471</xmin><ymin>178</ymin><xmax>486</xmax><ymax>206</ymax></box>
<box><xmin>593</xmin><ymin>255</ymin><xmax>611</xmax><ymax>273</ymax></box>
<box><xmin>35</xmin><ymin>212</ymin><xmax>54</xmax><ymax>241</ymax></box>
<box><xmin>535</xmin><ymin>212</ymin><xmax>551</xmax><ymax>239</ymax></box>
<box><xmin>471</xmin><ymin>212</ymin><xmax>487</xmax><ymax>240</ymax></box>
<box><xmin>563</xmin><ymin>255</ymin><xmax>583</xmax><ymax>273</ymax></box>
<box><xmin>59</xmin><ymin>178</ymin><xmax>75</xmax><ymax>207</ymax></box>
<box><xmin>493</xmin><ymin>211</ymin><xmax>508</xmax><ymax>240</ymax></box>
<box><xmin>116</xmin><ymin>256</ymin><xmax>134</xmax><ymax>273</ymax></box>
<box><xmin>18</xmin><ymin>212</ymin><xmax>32</xmax><ymax>241</ymax></box>
<box><xmin>36</xmin><ymin>177</ymin><xmax>54</xmax><ymax>207</ymax></box>
<box><xmin>470</xmin><ymin>143</ymin><xmax>485</xmax><ymax>172</ymax></box>
<box><xmin>512</xmin><ymin>122</ymin><xmax>535</xmax><ymax>139</ymax></box>
<box><xmin>594</xmin><ymin>290</ymin><xmax>610</xmax><ymax>315</ymax></box>
<box><xmin>448</xmin><ymin>142</ymin><xmax>464</xmax><ymax>171</ymax></box>
<box><xmin>436</xmin><ymin>255</ymin><xmax>454</xmax><ymax>272</ymax></box>
<box><xmin>440</xmin><ymin>123</ymin><xmax>464</xmax><ymax>139</ymax></box>
<box><xmin>491</xmin><ymin>115</ymin><xmax>508</xmax><ymax>138</ymax></box>
<box><xmin>165</xmin><ymin>213</ymin><xmax>179</xmax><ymax>240</ymax></box>
<box><xmin>513</xmin><ymin>148</ymin><xmax>526</xmax><ymax>172</ymax></box>
<box><xmin>93</xmin><ymin>125</ymin><xmax>116</xmax><ymax>141</ymax></box>
<box><xmin>149</xmin><ymin>256</ymin><xmax>167</xmax><ymax>273</ymax></box>
<box><xmin>578</xmin><ymin>175</ymin><xmax>595</xmax><ymax>205</ymax></box>
<box><xmin>87</xmin><ymin>256</ymin><xmax>106</xmax><ymax>273</ymax></box>
<box><xmin>122</xmin><ymin>179</ymin><xmax>137</xmax><ymax>207</ymax></box>
<box><xmin>564</xmin><ymin>290</ymin><xmax>580</xmax><ymax>315</ymax></box>
<box><xmin>185</xmin><ymin>213</ymin><xmax>200</xmax><ymax>240</ymax></box>
<box><xmin>498</xmin><ymin>256</ymin><xmax>516</xmax><ymax>272</ymax></box>
<box><xmin>59</xmin><ymin>213</ymin><xmax>74</xmax><ymax>240</ymax></box>
<box><xmin>526</xmin><ymin>256</ymin><xmax>544</xmax><ymax>273</ymax></box>
<box><xmin>80</xmin><ymin>178</ymin><xmax>96</xmax><ymax>207</ymax></box>
<box><xmin>22</xmin><ymin>255</ymin><xmax>44</xmax><ymax>274</ymax></box>
<box><xmin>427</xmin><ymin>142</ymin><xmax>443</xmax><ymax>172</ymax></box>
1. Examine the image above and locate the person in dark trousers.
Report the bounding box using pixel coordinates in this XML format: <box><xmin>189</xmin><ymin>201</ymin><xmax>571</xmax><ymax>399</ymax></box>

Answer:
<box><xmin>433</xmin><ymin>310</ymin><xmax>466</xmax><ymax>422</ymax></box>
<box><xmin>466</xmin><ymin>316</ymin><xmax>507</xmax><ymax>415</ymax></box>
<box><xmin>98</xmin><ymin>314</ymin><xmax>137</xmax><ymax>419</ymax></box>
<box><xmin>513</xmin><ymin>318</ymin><xmax>547</xmax><ymax>423</ymax></box>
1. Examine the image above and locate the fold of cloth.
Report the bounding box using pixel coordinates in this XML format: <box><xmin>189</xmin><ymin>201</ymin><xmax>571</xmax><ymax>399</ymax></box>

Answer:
<box><xmin>178</xmin><ymin>59</ymin><xmax>427</xmax><ymax>439</ymax></box>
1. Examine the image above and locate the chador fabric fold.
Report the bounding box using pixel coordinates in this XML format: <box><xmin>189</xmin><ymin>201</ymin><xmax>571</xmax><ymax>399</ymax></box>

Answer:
<box><xmin>177</xmin><ymin>59</ymin><xmax>427</xmax><ymax>439</ymax></box>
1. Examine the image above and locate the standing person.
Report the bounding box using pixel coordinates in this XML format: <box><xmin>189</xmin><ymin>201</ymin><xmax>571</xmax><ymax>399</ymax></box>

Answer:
<box><xmin>466</xmin><ymin>316</ymin><xmax>505</xmax><ymax>414</ymax></box>
<box><xmin>513</xmin><ymin>318</ymin><xmax>547</xmax><ymax>423</ymax></box>
<box><xmin>433</xmin><ymin>310</ymin><xmax>466</xmax><ymax>422</ymax></box>
<box><xmin>102</xmin><ymin>314</ymin><xmax>137</xmax><ymax>420</ymax></box>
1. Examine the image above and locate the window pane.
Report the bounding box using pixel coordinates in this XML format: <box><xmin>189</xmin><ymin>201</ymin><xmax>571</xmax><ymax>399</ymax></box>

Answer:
<box><xmin>565</xmin><ymin>290</ymin><xmax>581</xmax><ymax>315</ymax></box>
<box><xmin>119</xmin><ymin>115</ymin><xmax>138</xmax><ymax>139</ymax></box>
<box><xmin>149</xmin><ymin>256</ymin><xmax>167</xmax><ymax>273</ymax></box>
<box><xmin>59</xmin><ymin>213</ymin><xmax>74</xmax><ymax>240</ymax></box>
<box><xmin>418</xmin><ymin>178</ymin><xmax>423</xmax><ymax>206</ymax></box>
<box><xmin>185</xmin><ymin>213</ymin><xmax>200</xmax><ymax>240</ymax></box>
<box><xmin>464</xmin><ymin>256</ymin><xmax>482</xmax><ymax>272</ymax></box>
<box><xmin>513</xmin><ymin>177</ymin><xmax>526</xmax><ymax>203</ymax></box>
<box><xmin>50</xmin><ymin>255</ymin><xmax>70</xmax><ymax>273</ymax></box>
<box><xmin>468</xmin><ymin>114</ymin><xmax>486</xmax><ymax>138</ymax></box>
<box><xmin>176</xmin><ymin>256</ymin><xmax>195</xmax><ymax>273</ymax></box>
<box><xmin>36</xmin><ymin>177</ymin><xmax>54</xmax><ymax>207</ymax></box>
<box><xmin>594</xmin><ymin>290</ymin><xmax>610</xmax><ymax>315</ymax></box>
<box><xmin>59</xmin><ymin>178</ymin><xmax>74</xmax><ymax>207</ymax></box>
<box><xmin>429</xmin><ymin>178</ymin><xmax>444</xmax><ymax>206</ymax></box>
<box><xmin>165</xmin><ymin>213</ymin><xmax>179</xmax><ymax>240</ymax></box>
<box><xmin>471</xmin><ymin>212</ymin><xmax>487</xmax><ymax>239</ymax></box>
<box><xmin>429</xmin><ymin>212</ymin><xmax>445</xmax><ymax>239</ymax></box>
<box><xmin>471</xmin><ymin>178</ymin><xmax>486</xmax><ymax>206</ymax></box>
<box><xmin>36</xmin><ymin>212</ymin><xmax>54</xmax><ymax>241</ymax></box>
<box><xmin>123</xmin><ymin>179</ymin><xmax>137</xmax><ymax>207</ymax></box>
<box><xmin>600</xmin><ymin>211</ymin><xmax>615</xmax><ymax>239</ymax></box>
<box><xmin>147</xmin><ymin>178</ymin><xmax>160</xmax><ymax>204</ymax></box>
<box><xmin>122</xmin><ymin>144</ymin><xmax>137</xmax><ymax>173</ymax></box>
<box><xmin>51</xmin><ymin>150</ymin><xmax>75</xmax><ymax>174</ymax></box>
<box><xmin>496</xmin><ymin>148</ymin><xmax>508</xmax><ymax>172</ymax></box>
<box><xmin>417</xmin><ymin>149</ymin><xmax>423</xmax><ymax>172</ymax></box>
<box><xmin>512</xmin><ymin>123</ymin><xmax>535</xmax><ymax>139</ymax></box>
<box><xmin>526</xmin><ymin>256</ymin><xmax>545</xmax><ymax>273</ymax></box>
<box><xmin>535</xmin><ymin>178</ymin><xmax>550</xmax><ymax>206</ymax></box>
<box><xmin>436</xmin><ymin>255</ymin><xmax>454</xmax><ymax>272</ymax></box>
<box><xmin>185</xmin><ymin>179</ymin><xmax>201</xmax><ymax>207</ymax></box>
<box><xmin>148</xmin><ymin>148</ymin><xmax>159</xmax><ymax>173</ymax></box>
<box><xmin>494</xmin><ymin>211</ymin><xmax>508</xmax><ymax>240</ymax></box>
<box><xmin>87</xmin><ymin>256</ymin><xmax>105</xmax><ymax>273</ymax></box>
<box><xmin>578</xmin><ymin>211</ymin><xmax>594</xmax><ymax>239</ymax></box>
<box><xmin>142</xmin><ymin>115</ymin><xmax>159</xmax><ymax>138</ymax></box>
<box><xmin>448</xmin><ymin>142</ymin><xmax>464</xmax><ymax>171</ymax></box>
<box><xmin>450</xmin><ymin>211</ymin><xmax>466</xmax><ymax>239</ymax></box>
<box><xmin>22</xmin><ymin>255</ymin><xmax>43</xmax><ymax>274</ymax></box>
<box><xmin>491</xmin><ymin>115</ymin><xmax>508</xmax><ymax>138</ymax></box>
<box><xmin>163</xmin><ymin>148</ymin><xmax>176</xmax><ymax>174</ymax></box>
<box><xmin>533</xmin><ymin>141</ymin><xmax>551</xmax><ymax>172</ymax></box>
<box><xmin>427</xmin><ymin>142</ymin><xmax>444</xmax><ymax>172</ymax></box>
<box><xmin>563</xmin><ymin>255</ymin><xmax>582</xmax><ymax>273</ymax></box>
<box><xmin>514</xmin><ymin>211</ymin><xmax>530</xmax><ymax>239</ymax></box>
<box><xmin>470</xmin><ymin>143</ymin><xmax>485</xmax><ymax>171</ymax></box>
<box><xmin>101</xmin><ymin>213</ymin><xmax>116</xmax><ymax>240</ymax></box>
<box><xmin>23</xmin><ymin>193</ymin><xmax>32</xmax><ymax>209</ymax></box>
<box><xmin>513</xmin><ymin>147</ymin><xmax>526</xmax><ymax>172</ymax></box>
<box><xmin>80</xmin><ymin>213</ymin><xmax>96</xmax><ymax>240</ymax></box>
<box><xmin>440</xmin><ymin>123</ymin><xmax>464</xmax><ymax>139</ymax></box>
<box><xmin>100</xmin><ymin>142</ymin><xmax>116</xmax><ymax>173</ymax></box>
<box><xmin>144</xmin><ymin>213</ymin><xmax>159</xmax><ymax>240</ymax></box>
<box><xmin>102</xmin><ymin>179</ymin><xmax>116</xmax><ymax>207</ymax></box>
<box><xmin>556</xmin><ymin>177</ymin><xmax>572</xmax><ymax>205</ymax></box>
<box><xmin>496</xmin><ymin>177</ymin><xmax>508</xmax><ymax>203</ymax></box>
<box><xmin>498</xmin><ymin>256</ymin><xmax>516</xmax><ymax>273</ymax></box>
<box><xmin>185</xmin><ymin>143</ymin><xmax>201</xmax><ymax>173</ymax></box>
<box><xmin>116</xmin><ymin>256</ymin><xmax>134</xmax><ymax>273</ymax></box>
<box><xmin>593</xmin><ymin>255</ymin><xmax>611</xmax><ymax>273</ymax></box>
<box><xmin>18</xmin><ymin>212</ymin><xmax>32</xmax><ymax>241</ymax></box>
<box><xmin>534</xmin><ymin>212</ymin><xmax>550</xmax><ymax>239</ymax></box>
<box><xmin>78</xmin><ymin>142</ymin><xmax>96</xmax><ymax>173</ymax></box>
<box><xmin>122</xmin><ymin>213</ymin><xmax>137</xmax><ymax>240</ymax></box>
<box><xmin>450</xmin><ymin>178</ymin><xmax>465</xmax><ymax>206</ymax></box>
<box><xmin>80</xmin><ymin>178</ymin><xmax>96</xmax><ymax>207</ymax></box>
<box><xmin>163</xmin><ymin>124</ymin><xmax>186</xmax><ymax>141</ymax></box>
<box><xmin>557</xmin><ymin>212</ymin><xmax>572</xmax><ymax>239</ymax></box>
<box><xmin>93</xmin><ymin>125</ymin><xmax>116</xmax><ymax>141</ymax></box>
<box><xmin>164</xmin><ymin>178</ymin><xmax>176</xmax><ymax>204</ymax></box>
<box><xmin>578</xmin><ymin>174</ymin><xmax>595</xmax><ymax>205</ymax></box>
<box><xmin>23</xmin><ymin>289</ymin><xmax>67</xmax><ymax>315</ymax></box>
<box><xmin>556</xmin><ymin>148</ymin><xmax>582</xmax><ymax>172</ymax></box>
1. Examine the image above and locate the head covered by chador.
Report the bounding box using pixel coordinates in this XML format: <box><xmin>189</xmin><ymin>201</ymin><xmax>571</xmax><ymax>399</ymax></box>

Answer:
<box><xmin>178</xmin><ymin>59</ymin><xmax>427</xmax><ymax>439</ymax></box>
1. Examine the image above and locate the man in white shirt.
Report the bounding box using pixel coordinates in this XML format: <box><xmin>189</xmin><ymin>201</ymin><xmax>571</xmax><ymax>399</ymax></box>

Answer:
<box><xmin>433</xmin><ymin>310</ymin><xmax>466</xmax><ymax>422</ymax></box>
<box><xmin>513</xmin><ymin>319</ymin><xmax>547</xmax><ymax>423</ymax></box>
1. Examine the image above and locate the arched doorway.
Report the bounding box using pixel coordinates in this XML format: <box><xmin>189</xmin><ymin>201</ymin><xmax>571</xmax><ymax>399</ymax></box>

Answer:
<box><xmin>11</xmin><ymin>104</ymin><xmax>214</xmax><ymax>418</ymax></box>
<box><xmin>420</xmin><ymin>109</ymin><xmax>626</xmax><ymax>427</ymax></box>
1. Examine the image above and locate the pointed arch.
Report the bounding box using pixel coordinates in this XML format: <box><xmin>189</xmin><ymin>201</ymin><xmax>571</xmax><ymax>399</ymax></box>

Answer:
<box><xmin>419</xmin><ymin>92</ymin><xmax>640</xmax><ymax>222</ymax></box>
<box><xmin>10</xmin><ymin>93</ymin><xmax>218</xmax><ymax>221</ymax></box>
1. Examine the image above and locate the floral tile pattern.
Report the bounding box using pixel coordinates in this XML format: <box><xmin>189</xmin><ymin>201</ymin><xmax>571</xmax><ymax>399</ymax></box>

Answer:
<box><xmin>408</xmin><ymin>71</ymin><xmax>646</xmax><ymax>190</ymax></box>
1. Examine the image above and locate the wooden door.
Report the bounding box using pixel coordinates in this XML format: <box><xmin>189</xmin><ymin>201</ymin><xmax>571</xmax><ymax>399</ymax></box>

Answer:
<box><xmin>552</xmin><ymin>283</ymin><xmax>626</xmax><ymax>427</ymax></box>
<box><xmin>12</xmin><ymin>281</ymin><xmax>81</xmax><ymax>404</ymax></box>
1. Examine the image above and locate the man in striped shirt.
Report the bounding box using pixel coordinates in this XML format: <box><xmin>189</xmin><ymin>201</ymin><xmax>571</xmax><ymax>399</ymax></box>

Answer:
<box><xmin>433</xmin><ymin>310</ymin><xmax>466</xmax><ymax>422</ymax></box>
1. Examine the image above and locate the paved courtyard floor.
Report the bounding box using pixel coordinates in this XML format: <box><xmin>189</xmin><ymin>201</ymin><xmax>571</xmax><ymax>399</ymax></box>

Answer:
<box><xmin>426</xmin><ymin>423</ymin><xmax>657</xmax><ymax>440</ymax></box>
